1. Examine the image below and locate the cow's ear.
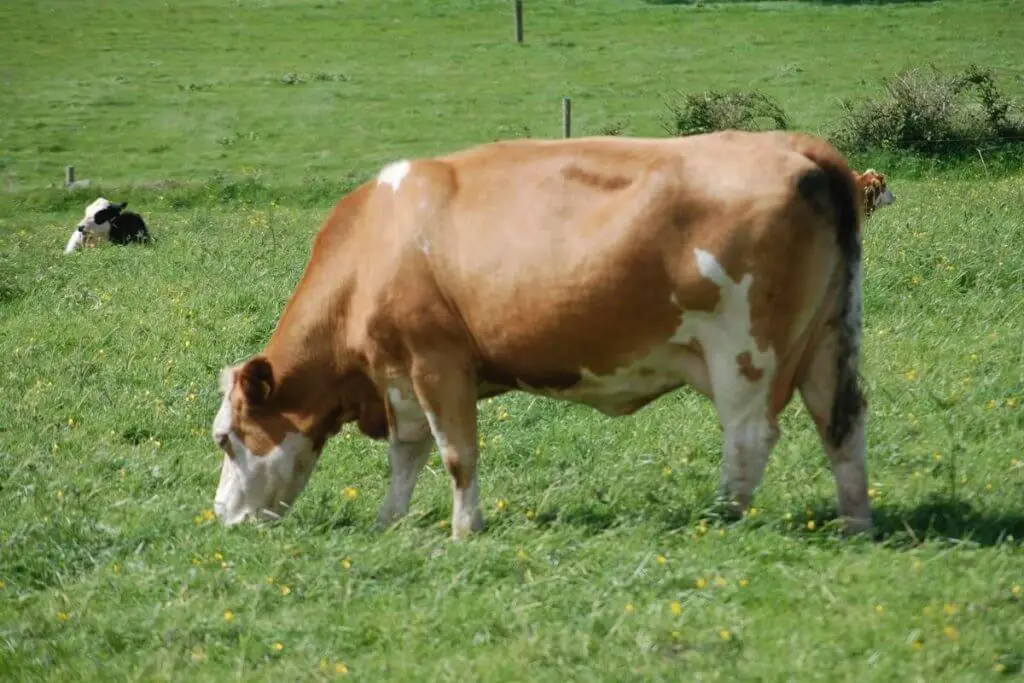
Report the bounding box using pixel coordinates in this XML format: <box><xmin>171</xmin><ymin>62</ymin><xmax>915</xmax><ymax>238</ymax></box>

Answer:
<box><xmin>111</xmin><ymin>202</ymin><xmax>127</xmax><ymax>213</ymax></box>
<box><xmin>238</xmin><ymin>356</ymin><xmax>275</xmax><ymax>407</ymax></box>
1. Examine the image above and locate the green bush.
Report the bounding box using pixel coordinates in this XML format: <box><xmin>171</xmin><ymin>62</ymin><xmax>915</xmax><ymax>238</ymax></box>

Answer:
<box><xmin>660</xmin><ymin>89</ymin><xmax>789</xmax><ymax>137</ymax></box>
<box><xmin>829</xmin><ymin>65</ymin><xmax>1024</xmax><ymax>155</ymax></box>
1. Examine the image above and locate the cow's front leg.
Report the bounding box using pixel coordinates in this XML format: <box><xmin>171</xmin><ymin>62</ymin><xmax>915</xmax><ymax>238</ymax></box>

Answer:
<box><xmin>411</xmin><ymin>356</ymin><xmax>482</xmax><ymax>540</ymax></box>
<box><xmin>376</xmin><ymin>382</ymin><xmax>435</xmax><ymax>529</ymax></box>
<box><xmin>375</xmin><ymin>436</ymin><xmax>433</xmax><ymax>529</ymax></box>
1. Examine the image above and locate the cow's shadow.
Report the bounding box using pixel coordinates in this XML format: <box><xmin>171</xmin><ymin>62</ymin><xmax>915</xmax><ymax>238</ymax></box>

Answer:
<box><xmin>749</xmin><ymin>495</ymin><xmax>1023</xmax><ymax>548</ymax></box>
<box><xmin>540</xmin><ymin>493</ymin><xmax>1022</xmax><ymax>548</ymax></box>
<box><xmin>862</xmin><ymin>497</ymin><xmax>1023</xmax><ymax>548</ymax></box>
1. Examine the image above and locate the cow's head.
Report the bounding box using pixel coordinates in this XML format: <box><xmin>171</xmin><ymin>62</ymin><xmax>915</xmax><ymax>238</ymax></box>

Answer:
<box><xmin>211</xmin><ymin>356</ymin><xmax>388</xmax><ymax>526</ymax></box>
<box><xmin>855</xmin><ymin>169</ymin><xmax>894</xmax><ymax>217</ymax></box>
<box><xmin>77</xmin><ymin>197</ymin><xmax>127</xmax><ymax>238</ymax></box>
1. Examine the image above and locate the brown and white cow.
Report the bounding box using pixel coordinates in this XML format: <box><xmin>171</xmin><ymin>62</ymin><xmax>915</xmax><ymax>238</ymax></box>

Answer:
<box><xmin>211</xmin><ymin>130</ymin><xmax>871</xmax><ymax>539</ymax></box>
<box><xmin>853</xmin><ymin>168</ymin><xmax>895</xmax><ymax>218</ymax></box>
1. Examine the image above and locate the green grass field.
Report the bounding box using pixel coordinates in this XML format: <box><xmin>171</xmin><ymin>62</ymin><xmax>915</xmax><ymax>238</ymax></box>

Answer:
<box><xmin>1</xmin><ymin>0</ymin><xmax>1022</xmax><ymax>681</ymax></box>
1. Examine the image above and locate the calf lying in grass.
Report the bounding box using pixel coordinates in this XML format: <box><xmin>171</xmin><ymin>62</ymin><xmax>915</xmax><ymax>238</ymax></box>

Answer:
<box><xmin>64</xmin><ymin>198</ymin><xmax>150</xmax><ymax>254</ymax></box>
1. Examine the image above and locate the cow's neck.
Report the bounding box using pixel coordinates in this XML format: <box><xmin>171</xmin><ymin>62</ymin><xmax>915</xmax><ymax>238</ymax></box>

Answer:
<box><xmin>260</xmin><ymin>315</ymin><xmax>344</xmax><ymax>433</ymax></box>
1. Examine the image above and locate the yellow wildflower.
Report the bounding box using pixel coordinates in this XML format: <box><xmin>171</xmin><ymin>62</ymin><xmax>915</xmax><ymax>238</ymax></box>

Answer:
<box><xmin>656</xmin><ymin>555</ymin><xmax>667</xmax><ymax>566</ymax></box>
<box><xmin>335</xmin><ymin>663</ymin><xmax>349</xmax><ymax>675</ymax></box>
<box><xmin>695</xmin><ymin>577</ymin><xmax>707</xmax><ymax>589</ymax></box>
<box><xmin>738</xmin><ymin>579</ymin><xmax>749</xmax><ymax>588</ymax></box>
<box><xmin>662</xmin><ymin>466</ymin><xmax>672</xmax><ymax>477</ymax></box>
<box><xmin>279</xmin><ymin>585</ymin><xmax>291</xmax><ymax>596</ymax></box>
<box><xmin>806</xmin><ymin>520</ymin><xmax>816</xmax><ymax>531</ymax></box>
<box><xmin>669</xmin><ymin>601</ymin><xmax>682</xmax><ymax>616</ymax></box>
<box><xmin>494</xmin><ymin>499</ymin><xmax>508</xmax><ymax>511</ymax></box>
<box><xmin>943</xmin><ymin>626</ymin><xmax>959</xmax><ymax>642</ymax></box>
<box><xmin>874</xmin><ymin>604</ymin><xmax>885</xmax><ymax>615</ymax></box>
<box><xmin>525</xmin><ymin>510</ymin><xmax>536</xmax><ymax>520</ymax></box>
<box><xmin>719</xmin><ymin>629</ymin><xmax>732</xmax><ymax>641</ymax></box>
<box><xmin>1011</xmin><ymin>584</ymin><xmax>1021</xmax><ymax>597</ymax></box>
<box><xmin>623</xmin><ymin>603</ymin><xmax>635</xmax><ymax>614</ymax></box>
<box><xmin>904</xmin><ymin>369</ymin><xmax>918</xmax><ymax>381</ymax></box>
<box><xmin>57</xmin><ymin>612</ymin><xmax>69</xmax><ymax>622</ymax></box>
<box><xmin>223</xmin><ymin>610</ymin><xmax>234</xmax><ymax>622</ymax></box>
<box><xmin>341</xmin><ymin>558</ymin><xmax>352</xmax><ymax>570</ymax></box>
<box><xmin>516</xmin><ymin>548</ymin><xmax>528</xmax><ymax>560</ymax></box>
<box><xmin>714</xmin><ymin>577</ymin><xmax>727</xmax><ymax>588</ymax></box>
<box><xmin>272</xmin><ymin>642</ymin><xmax>284</xmax><ymax>652</ymax></box>
<box><xmin>943</xmin><ymin>603</ymin><xmax>957</xmax><ymax>615</ymax></box>
<box><xmin>343</xmin><ymin>486</ymin><xmax>358</xmax><ymax>500</ymax></box>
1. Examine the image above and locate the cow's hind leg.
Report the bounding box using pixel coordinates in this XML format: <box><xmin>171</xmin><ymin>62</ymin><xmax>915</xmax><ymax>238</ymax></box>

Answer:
<box><xmin>797</xmin><ymin>329</ymin><xmax>871</xmax><ymax>535</ymax></box>
<box><xmin>708</xmin><ymin>355</ymin><xmax>780</xmax><ymax>518</ymax></box>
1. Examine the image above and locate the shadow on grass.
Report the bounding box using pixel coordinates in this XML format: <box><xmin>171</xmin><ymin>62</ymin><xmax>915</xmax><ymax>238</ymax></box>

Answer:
<box><xmin>786</xmin><ymin>495</ymin><xmax>1024</xmax><ymax>548</ymax></box>
<box><xmin>526</xmin><ymin>492</ymin><xmax>1021</xmax><ymax>548</ymax></box>
<box><xmin>869</xmin><ymin>496</ymin><xmax>1024</xmax><ymax>548</ymax></box>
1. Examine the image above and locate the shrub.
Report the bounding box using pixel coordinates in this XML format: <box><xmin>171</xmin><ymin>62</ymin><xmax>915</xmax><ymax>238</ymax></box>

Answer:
<box><xmin>661</xmin><ymin>89</ymin><xmax>789</xmax><ymax>137</ymax></box>
<box><xmin>829</xmin><ymin>64</ymin><xmax>1024</xmax><ymax>155</ymax></box>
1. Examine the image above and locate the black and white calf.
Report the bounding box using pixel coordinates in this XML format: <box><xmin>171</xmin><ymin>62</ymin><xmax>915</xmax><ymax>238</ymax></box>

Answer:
<box><xmin>64</xmin><ymin>198</ymin><xmax>150</xmax><ymax>254</ymax></box>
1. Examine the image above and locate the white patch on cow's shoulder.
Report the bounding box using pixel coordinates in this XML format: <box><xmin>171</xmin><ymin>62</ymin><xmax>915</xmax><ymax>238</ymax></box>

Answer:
<box><xmin>378</xmin><ymin>160</ymin><xmax>411</xmax><ymax>191</ymax></box>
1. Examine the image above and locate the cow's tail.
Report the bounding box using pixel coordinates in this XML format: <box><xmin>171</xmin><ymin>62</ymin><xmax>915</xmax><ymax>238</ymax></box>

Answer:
<box><xmin>795</xmin><ymin>139</ymin><xmax>865</xmax><ymax>448</ymax></box>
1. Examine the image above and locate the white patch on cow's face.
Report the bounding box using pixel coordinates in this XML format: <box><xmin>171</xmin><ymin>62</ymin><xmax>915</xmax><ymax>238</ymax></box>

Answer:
<box><xmin>214</xmin><ymin>432</ymin><xmax>317</xmax><ymax>526</ymax></box>
<box><xmin>875</xmin><ymin>187</ymin><xmax>895</xmax><ymax>208</ymax></box>
<box><xmin>211</xmin><ymin>368</ymin><xmax>319</xmax><ymax>526</ymax></box>
<box><xmin>378</xmin><ymin>160</ymin><xmax>411</xmax><ymax>191</ymax></box>
<box><xmin>63</xmin><ymin>229</ymin><xmax>85</xmax><ymax>254</ymax></box>
<box><xmin>78</xmin><ymin>197</ymin><xmax>114</xmax><ymax>237</ymax></box>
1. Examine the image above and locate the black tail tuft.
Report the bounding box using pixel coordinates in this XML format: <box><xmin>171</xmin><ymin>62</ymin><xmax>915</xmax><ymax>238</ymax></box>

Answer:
<box><xmin>819</xmin><ymin>165</ymin><xmax>865</xmax><ymax>448</ymax></box>
<box><xmin>797</xmin><ymin>159</ymin><xmax>865</xmax><ymax>448</ymax></box>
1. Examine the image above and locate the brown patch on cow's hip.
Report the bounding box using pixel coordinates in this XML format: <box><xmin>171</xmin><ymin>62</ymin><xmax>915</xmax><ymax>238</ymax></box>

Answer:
<box><xmin>736</xmin><ymin>351</ymin><xmax>765</xmax><ymax>382</ymax></box>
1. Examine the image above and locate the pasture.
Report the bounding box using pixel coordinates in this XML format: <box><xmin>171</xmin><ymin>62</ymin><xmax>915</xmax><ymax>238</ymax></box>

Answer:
<box><xmin>1</xmin><ymin>0</ymin><xmax>1022</xmax><ymax>680</ymax></box>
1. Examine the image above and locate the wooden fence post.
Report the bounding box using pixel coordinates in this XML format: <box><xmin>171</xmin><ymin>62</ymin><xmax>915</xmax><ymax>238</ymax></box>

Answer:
<box><xmin>562</xmin><ymin>97</ymin><xmax>571</xmax><ymax>138</ymax></box>
<box><xmin>65</xmin><ymin>166</ymin><xmax>75</xmax><ymax>188</ymax></box>
<box><xmin>514</xmin><ymin>0</ymin><xmax>523</xmax><ymax>44</ymax></box>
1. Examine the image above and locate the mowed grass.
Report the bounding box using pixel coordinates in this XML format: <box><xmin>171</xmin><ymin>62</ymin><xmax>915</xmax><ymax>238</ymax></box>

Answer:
<box><xmin>1</xmin><ymin>0</ymin><xmax>1023</xmax><ymax>681</ymax></box>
